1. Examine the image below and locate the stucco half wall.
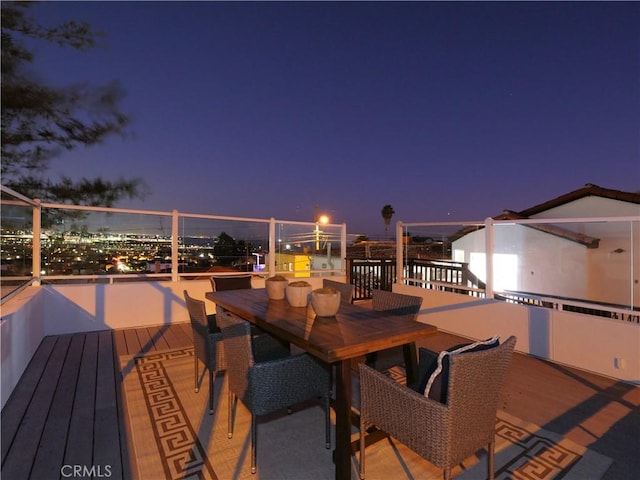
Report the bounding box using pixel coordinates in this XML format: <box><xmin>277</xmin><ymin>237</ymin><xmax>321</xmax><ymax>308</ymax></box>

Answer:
<box><xmin>393</xmin><ymin>283</ymin><xmax>639</xmax><ymax>384</ymax></box>
<box><xmin>41</xmin><ymin>276</ymin><xmax>334</xmax><ymax>335</ymax></box>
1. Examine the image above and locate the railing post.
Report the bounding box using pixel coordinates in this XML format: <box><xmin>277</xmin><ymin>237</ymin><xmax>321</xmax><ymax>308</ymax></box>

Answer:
<box><xmin>631</xmin><ymin>219</ymin><xmax>636</xmax><ymax>311</ymax></box>
<box><xmin>484</xmin><ymin>217</ymin><xmax>494</xmax><ymax>298</ymax></box>
<box><xmin>396</xmin><ymin>221</ymin><xmax>404</xmax><ymax>286</ymax></box>
<box><xmin>171</xmin><ymin>210</ymin><xmax>179</xmax><ymax>282</ymax></box>
<box><xmin>269</xmin><ymin>218</ymin><xmax>276</xmax><ymax>276</ymax></box>
<box><xmin>341</xmin><ymin>222</ymin><xmax>347</xmax><ymax>277</ymax></box>
<box><xmin>381</xmin><ymin>260</ymin><xmax>388</xmax><ymax>290</ymax></box>
<box><xmin>33</xmin><ymin>199</ymin><xmax>41</xmax><ymax>286</ymax></box>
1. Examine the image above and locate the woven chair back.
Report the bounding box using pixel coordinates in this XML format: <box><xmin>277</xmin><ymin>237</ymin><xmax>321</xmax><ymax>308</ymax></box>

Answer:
<box><xmin>184</xmin><ymin>290</ymin><xmax>208</xmax><ymax>327</ymax></box>
<box><xmin>216</xmin><ymin>308</ymin><xmax>254</xmax><ymax>400</ymax></box>
<box><xmin>322</xmin><ymin>279</ymin><xmax>355</xmax><ymax>304</ymax></box>
<box><xmin>211</xmin><ymin>275</ymin><xmax>253</xmax><ymax>291</ymax></box>
<box><xmin>371</xmin><ymin>289</ymin><xmax>422</xmax><ymax>318</ymax></box>
<box><xmin>446</xmin><ymin>335</ymin><xmax>517</xmax><ymax>463</ymax></box>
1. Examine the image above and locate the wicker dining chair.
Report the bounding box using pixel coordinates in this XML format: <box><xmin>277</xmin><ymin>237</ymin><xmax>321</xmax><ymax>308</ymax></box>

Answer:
<box><xmin>216</xmin><ymin>307</ymin><xmax>331</xmax><ymax>475</ymax></box>
<box><xmin>358</xmin><ymin>336</ymin><xmax>517</xmax><ymax>480</ymax></box>
<box><xmin>211</xmin><ymin>273</ymin><xmax>276</xmax><ymax>338</ymax></box>
<box><xmin>322</xmin><ymin>279</ymin><xmax>355</xmax><ymax>305</ymax></box>
<box><xmin>364</xmin><ymin>289</ymin><xmax>423</xmax><ymax>368</ymax></box>
<box><xmin>210</xmin><ymin>274</ymin><xmax>253</xmax><ymax>292</ymax></box>
<box><xmin>183</xmin><ymin>290</ymin><xmax>226</xmax><ymax>415</ymax></box>
<box><xmin>371</xmin><ymin>289</ymin><xmax>422</xmax><ymax>316</ymax></box>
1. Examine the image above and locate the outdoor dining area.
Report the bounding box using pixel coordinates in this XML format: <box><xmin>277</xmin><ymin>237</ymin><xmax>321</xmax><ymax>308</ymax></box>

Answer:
<box><xmin>167</xmin><ymin>274</ymin><xmax>512</xmax><ymax>480</ymax></box>
<box><xmin>2</xmin><ymin>273</ymin><xmax>633</xmax><ymax>480</ymax></box>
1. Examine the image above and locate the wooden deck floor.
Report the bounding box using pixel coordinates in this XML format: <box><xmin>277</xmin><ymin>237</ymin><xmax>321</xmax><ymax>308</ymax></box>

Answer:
<box><xmin>2</xmin><ymin>323</ymin><xmax>638</xmax><ymax>480</ymax></box>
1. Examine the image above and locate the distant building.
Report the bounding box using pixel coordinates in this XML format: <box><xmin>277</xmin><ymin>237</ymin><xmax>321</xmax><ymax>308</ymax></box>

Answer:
<box><xmin>271</xmin><ymin>252</ymin><xmax>311</xmax><ymax>278</ymax></box>
<box><xmin>451</xmin><ymin>184</ymin><xmax>640</xmax><ymax>307</ymax></box>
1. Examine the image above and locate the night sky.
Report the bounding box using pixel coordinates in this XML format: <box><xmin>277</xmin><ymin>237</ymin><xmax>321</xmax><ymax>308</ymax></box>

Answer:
<box><xmin>24</xmin><ymin>1</ymin><xmax>640</xmax><ymax>237</ymax></box>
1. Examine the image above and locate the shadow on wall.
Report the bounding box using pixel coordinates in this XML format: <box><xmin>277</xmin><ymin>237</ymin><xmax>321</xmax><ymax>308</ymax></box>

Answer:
<box><xmin>528</xmin><ymin>306</ymin><xmax>551</xmax><ymax>359</ymax></box>
<box><xmin>42</xmin><ymin>281</ymin><xmax>204</xmax><ymax>335</ymax></box>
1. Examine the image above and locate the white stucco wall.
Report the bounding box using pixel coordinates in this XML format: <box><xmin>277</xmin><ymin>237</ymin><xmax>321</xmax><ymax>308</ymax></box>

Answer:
<box><xmin>1</xmin><ymin>287</ymin><xmax>45</xmax><ymax>409</ymax></box>
<box><xmin>41</xmin><ymin>276</ymin><xmax>329</xmax><ymax>335</ymax></box>
<box><xmin>393</xmin><ymin>284</ymin><xmax>640</xmax><ymax>384</ymax></box>
<box><xmin>3</xmin><ymin>276</ymin><xmax>636</xmax><ymax>409</ymax></box>
<box><xmin>528</xmin><ymin>197</ymin><xmax>639</xmax><ymax>306</ymax></box>
<box><xmin>42</xmin><ymin>280</ymin><xmax>224</xmax><ymax>334</ymax></box>
<box><xmin>451</xmin><ymin>210</ymin><xmax>639</xmax><ymax>306</ymax></box>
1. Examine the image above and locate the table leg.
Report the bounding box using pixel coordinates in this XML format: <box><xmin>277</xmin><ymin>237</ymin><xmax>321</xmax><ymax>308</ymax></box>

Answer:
<box><xmin>402</xmin><ymin>342</ymin><xmax>418</xmax><ymax>385</ymax></box>
<box><xmin>334</xmin><ymin>360</ymin><xmax>352</xmax><ymax>480</ymax></box>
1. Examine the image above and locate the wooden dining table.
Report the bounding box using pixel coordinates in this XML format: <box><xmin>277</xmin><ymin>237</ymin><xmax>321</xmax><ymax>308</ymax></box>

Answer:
<box><xmin>206</xmin><ymin>287</ymin><xmax>437</xmax><ymax>480</ymax></box>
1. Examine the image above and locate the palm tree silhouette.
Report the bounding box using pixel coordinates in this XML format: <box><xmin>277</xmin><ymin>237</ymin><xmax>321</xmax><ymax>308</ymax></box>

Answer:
<box><xmin>381</xmin><ymin>204</ymin><xmax>395</xmax><ymax>240</ymax></box>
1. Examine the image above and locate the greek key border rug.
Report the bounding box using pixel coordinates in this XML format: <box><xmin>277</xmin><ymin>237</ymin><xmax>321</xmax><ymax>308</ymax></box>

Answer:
<box><xmin>121</xmin><ymin>350</ymin><xmax>612</xmax><ymax>480</ymax></box>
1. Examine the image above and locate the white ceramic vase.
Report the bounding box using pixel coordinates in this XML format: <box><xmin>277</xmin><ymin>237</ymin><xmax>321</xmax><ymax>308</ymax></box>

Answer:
<box><xmin>265</xmin><ymin>276</ymin><xmax>288</xmax><ymax>300</ymax></box>
<box><xmin>311</xmin><ymin>287</ymin><xmax>341</xmax><ymax>317</ymax></box>
<box><xmin>286</xmin><ymin>282</ymin><xmax>312</xmax><ymax>307</ymax></box>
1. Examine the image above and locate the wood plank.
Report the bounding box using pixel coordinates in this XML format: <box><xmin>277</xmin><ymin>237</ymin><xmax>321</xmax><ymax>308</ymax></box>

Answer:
<box><xmin>1</xmin><ymin>335</ymin><xmax>71</xmax><ymax>479</ymax></box>
<box><xmin>2</xmin><ymin>325</ymin><xmax>637</xmax><ymax>480</ymax></box>
<box><xmin>162</xmin><ymin>323</ymin><xmax>192</xmax><ymax>350</ymax></box>
<box><xmin>414</xmin><ymin>331</ymin><xmax>640</xmax><ymax>480</ymax></box>
<box><xmin>153</xmin><ymin>323</ymin><xmax>187</xmax><ymax>351</ymax></box>
<box><xmin>135</xmin><ymin>326</ymin><xmax>158</xmax><ymax>354</ymax></box>
<box><xmin>63</xmin><ymin>332</ymin><xmax>99</xmax><ymax>469</ymax></box>
<box><xmin>123</xmin><ymin>328</ymin><xmax>142</xmax><ymax>356</ymax></box>
<box><xmin>112</xmin><ymin>328</ymin><xmax>128</xmax><ymax>357</ymax></box>
<box><xmin>1</xmin><ymin>335</ymin><xmax>56</xmax><ymax>463</ymax></box>
<box><xmin>145</xmin><ymin>325</ymin><xmax>171</xmax><ymax>351</ymax></box>
<box><xmin>113</xmin><ymin>329</ymin><xmax>135</xmax><ymax>480</ymax></box>
<box><xmin>30</xmin><ymin>334</ymin><xmax>85</xmax><ymax>478</ymax></box>
<box><xmin>93</xmin><ymin>330</ymin><xmax>123</xmax><ymax>478</ymax></box>
<box><xmin>166</xmin><ymin>323</ymin><xmax>185</xmax><ymax>349</ymax></box>
<box><xmin>156</xmin><ymin>322</ymin><xmax>193</xmax><ymax>350</ymax></box>
<box><xmin>174</xmin><ymin>321</ymin><xmax>193</xmax><ymax>344</ymax></box>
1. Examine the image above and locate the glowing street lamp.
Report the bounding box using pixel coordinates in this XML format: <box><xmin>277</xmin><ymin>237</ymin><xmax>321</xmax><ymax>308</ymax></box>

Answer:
<box><xmin>315</xmin><ymin>214</ymin><xmax>329</xmax><ymax>251</ymax></box>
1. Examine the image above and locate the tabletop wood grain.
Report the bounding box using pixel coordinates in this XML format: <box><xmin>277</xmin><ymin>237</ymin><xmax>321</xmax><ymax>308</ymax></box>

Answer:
<box><xmin>206</xmin><ymin>288</ymin><xmax>437</xmax><ymax>364</ymax></box>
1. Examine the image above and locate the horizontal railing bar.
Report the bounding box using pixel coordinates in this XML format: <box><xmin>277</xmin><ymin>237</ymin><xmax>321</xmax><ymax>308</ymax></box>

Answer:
<box><xmin>178</xmin><ymin>272</ymin><xmax>255</xmax><ymax>278</ymax></box>
<box><xmin>179</xmin><ymin>212</ymin><xmax>271</xmax><ymax>223</ymax></box>
<box><xmin>1</xmin><ymin>185</ymin><xmax>40</xmax><ymax>206</ymax></box>
<box><xmin>35</xmin><ymin>270</ymin><xmax>348</xmax><ymax>281</ymax></box>
<box><xmin>405</xmin><ymin>278</ymin><xmax>636</xmax><ymax>319</ymax></box>
<box><xmin>37</xmin><ymin>201</ymin><xmax>345</xmax><ymax>228</ymax></box>
<box><xmin>403</xmin><ymin>216</ymin><xmax>639</xmax><ymax>227</ymax></box>
<box><xmin>401</xmin><ymin>221</ymin><xmax>484</xmax><ymax>227</ymax></box>
<box><xmin>405</xmin><ymin>277</ymin><xmax>485</xmax><ymax>294</ymax></box>
<box><xmin>1</xmin><ymin>199</ymin><xmax>36</xmax><ymax>208</ymax></box>
<box><xmin>0</xmin><ymin>276</ymin><xmax>32</xmax><ymax>282</ymax></box>
<box><xmin>40</xmin><ymin>202</ymin><xmax>173</xmax><ymax>216</ymax></box>
<box><xmin>40</xmin><ymin>274</ymin><xmax>172</xmax><ymax>281</ymax></box>
<box><xmin>498</xmin><ymin>290</ymin><xmax>638</xmax><ymax>316</ymax></box>
<box><xmin>0</xmin><ymin>278</ymin><xmax>38</xmax><ymax>305</ymax></box>
<box><xmin>275</xmin><ymin>219</ymin><xmax>343</xmax><ymax>227</ymax></box>
<box><xmin>273</xmin><ymin>269</ymin><xmax>344</xmax><ymax>275</ymax></box>
<box><xmin>493</xmin><ymin>216</ymin><xmax>640</xmax><ymax>225</ymax></box>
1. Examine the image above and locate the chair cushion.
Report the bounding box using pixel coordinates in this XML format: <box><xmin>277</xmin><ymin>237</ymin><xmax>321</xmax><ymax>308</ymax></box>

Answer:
<box><xmin>420</xmin><ymin>335</ymin><xmax>500</xmax><ymax>403</ymax></box>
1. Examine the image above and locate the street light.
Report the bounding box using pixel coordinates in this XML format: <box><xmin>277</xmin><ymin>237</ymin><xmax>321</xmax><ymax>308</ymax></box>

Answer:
<box><xmin>315</xmin><ymin>214</ymin><xmax>329</xmax><ymax>252</ymax></box>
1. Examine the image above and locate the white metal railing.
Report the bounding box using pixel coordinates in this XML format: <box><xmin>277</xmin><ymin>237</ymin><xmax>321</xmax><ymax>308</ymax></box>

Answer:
<box><xmin>396</xmin><ymin>215</ymin><xmax>640</xmax><ymax>322</ymax></box>
<box><xmin>497</xmin><ymin>290</ymin><xmax>639</xmax><ymax>322</ymax></box>
<box><xmin>0</xmin><ymin>185</ymin><xmax>348</xmax><ymax>301</ymax></box>
<box><xmin>404</xmin><ymin>277</ymin><xmax>486</xmax><ymax>296</ymax></box>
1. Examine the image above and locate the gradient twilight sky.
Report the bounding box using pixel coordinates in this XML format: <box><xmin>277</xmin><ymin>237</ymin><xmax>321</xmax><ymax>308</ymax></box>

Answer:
<box><xmin>24</xmin><ymin>1</ymin><xmax>640</xmax><ymax>237</ymax></box>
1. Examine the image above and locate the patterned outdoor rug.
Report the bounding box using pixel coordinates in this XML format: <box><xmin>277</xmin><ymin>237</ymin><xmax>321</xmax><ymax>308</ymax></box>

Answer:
<box><xmin>121</xmin><ymin>350</ymin><xmax>612</xmax><ymax>480</ymax></box>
